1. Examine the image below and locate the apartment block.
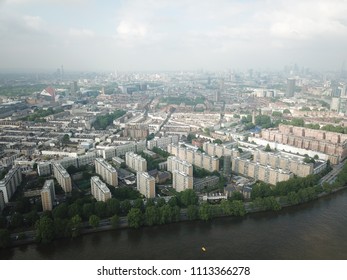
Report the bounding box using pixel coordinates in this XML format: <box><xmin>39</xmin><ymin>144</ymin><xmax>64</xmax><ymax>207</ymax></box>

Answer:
<box><xmin>232</xmin><ymin>157</ymin><xmax>293</xmax><ymax>185</ymax></box>
<box><xmin>172</xmin><ymin>170</ymin><xmax>193</xmax><ymax>192</ymax></box>
<box><xmin>0</xmin><ymin>166</ymin><xmax>22</xmax><ymax>203</ymax></box>
<box><xmin>136</xmin><ymin>171</ymin><xmax>156</xmax><ymax>198</ymax></box>
<box><xmin>95</xmin><ymin>158</ymin><xmax>118</xmax><ymax>187</ymax></box>
<box><xmin>253</xmin><ymin>150</ymin><xmax>314</xmax><ymax>177</ymax></box>
<box><xmin>91</xmin><ymin>176</ymin><xmax>112</xmax><ymax>202</ymax></box>
<box><xmin>125</xmin><ymin>152</ymin><xmax>147</xmax><ymax>172</ymax></box>
<box><xmin>167</xmin><ymin>144</ymin><xmax>219</xmax><ymax>172</ymax></box>
<box><xmin>203</xmin><ymin>142</ymin><xmax>240</xmax><ymax>158</ymax></box>
<box><xmin>52</xmin><ymin>163</ymin><xmax>72</xmax><ymax>193</ymax></box>
<box><xmin>41</xmin><ymin>179</ymin><xmax>55</xmax><ymax>211</ymax></box>
<box><xmin>147</xmin><ymin>135</ymin><xmax>179</xmax><ymax>150</ymax></box>
<box><xmin>167</xmin><ymin>156</ymin><xmax>193</xmax><ymax>176</ymax></box>
<box><xmin>261</xmin><ymin>124</ymin><xmax>347</xmax><ymax>164</ymax></box>
<box><xmin>37</xmin><ymin>162</ymin><xmax>52</xmax><ymax>176</ymax></box>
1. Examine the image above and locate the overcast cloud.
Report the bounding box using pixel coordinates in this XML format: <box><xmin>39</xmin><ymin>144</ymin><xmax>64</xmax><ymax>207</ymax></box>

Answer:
<box><xmin>0</xmin><ymin>0</ymin><xmax>346</xmax><ymax>72</ymax></box>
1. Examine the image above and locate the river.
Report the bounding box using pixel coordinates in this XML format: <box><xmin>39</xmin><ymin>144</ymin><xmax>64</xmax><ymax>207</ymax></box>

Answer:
<box><xmin>1</xmin><ymin>189</ymin><xmax>347</xmax><ymax>260</ymax></box>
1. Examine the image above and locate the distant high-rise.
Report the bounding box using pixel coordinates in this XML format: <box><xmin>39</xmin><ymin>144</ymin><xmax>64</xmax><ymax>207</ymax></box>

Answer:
<box><xmin>286</xmin><ymin>78</ymin><xmax>296</xmax><ymax>97</ymax></box>
<box><xmin>70</xmin><ymin>81</ymin><xmax>78</xmax><ymax>94</ymax></box>
<box><xmin>215</xmin><ymin>90</ymin><xmax>221</xmax><ymax>102</ymax></box>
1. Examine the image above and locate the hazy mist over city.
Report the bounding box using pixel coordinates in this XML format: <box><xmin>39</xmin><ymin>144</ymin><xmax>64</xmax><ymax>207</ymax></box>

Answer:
<box><xmin>1</xmin><ymin>0</ymin><xmax>347</xmax><ymax>72</ymax></box>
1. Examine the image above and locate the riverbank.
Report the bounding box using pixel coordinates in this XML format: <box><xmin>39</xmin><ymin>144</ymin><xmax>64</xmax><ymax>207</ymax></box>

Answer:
<box><xmin>5</xmin><ymin>184</ymin><xmax>347</xmax><ymax>250</ymax></box>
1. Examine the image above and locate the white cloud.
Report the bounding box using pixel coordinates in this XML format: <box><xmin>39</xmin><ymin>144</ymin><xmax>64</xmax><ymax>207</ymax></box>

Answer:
<box><xmin>23</xmin><ymin>15</ymin><xmax>44</xmax><ymax>31</ymax></box>
<box><xmin>116</xmin><ymin>20</ymin><xmax>147</xmax><ymax>37</ymax></box>
<box><xmin>69</xmin><ymin>28</ymin><xmax>95</xmax><ymax>38</ymax></box>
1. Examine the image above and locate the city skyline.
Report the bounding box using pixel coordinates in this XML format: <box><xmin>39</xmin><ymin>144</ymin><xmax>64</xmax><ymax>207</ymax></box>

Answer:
<box><xmin>0</xmin><ymin>0</ymin><xmax>347</xmax><ymax>72</ymax></box>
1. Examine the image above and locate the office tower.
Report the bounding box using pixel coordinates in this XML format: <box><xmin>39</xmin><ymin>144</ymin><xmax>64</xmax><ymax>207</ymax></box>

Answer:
<box><xmin>136</xmin><ymin>172</ymin><xmax>156</xmax><ymax>198</ymax></box>
<box><xmin>91</xmin><ymin>176</ymin><xmax>112</xmax><ymax>202</ymax></box>
<box><xmin>41</xmin><ymin>180</ymin><xmax>55</xmax><ymax>211</ymax></box>
<box><xmin>172</xmin><ymin>170</ymin><xmax>193</xmax><ymax>192</ymax></box>
<box><xmin>125</xmin><ymin>152</ymin><xmax>147</xmax><ymax>172</ymax></box>
<box><xmin>286</xmin><ymin>78</ymin><xmax>296</xmax><ymax>97</ymax></box>
<box><xmin>52</xmin><ymin>163</ymin><xmax>72</xmax><ymax>193</ymax></box>
<box><xmin>94</xmin><ymin>158</ymin><xmax>118</xmax><ymax>187</ymax></box>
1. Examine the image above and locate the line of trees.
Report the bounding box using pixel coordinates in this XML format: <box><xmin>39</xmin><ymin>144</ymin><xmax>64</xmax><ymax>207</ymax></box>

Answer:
<box><xmin>92</xmin><ymin>110</ymin><xmax>126</xmax><ymax>130</ymax></box>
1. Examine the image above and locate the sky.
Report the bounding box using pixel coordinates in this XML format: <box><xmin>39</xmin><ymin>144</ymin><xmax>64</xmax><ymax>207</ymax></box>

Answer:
<box><xmin>0</xmin><ymin>0</ymin><xmax>347</xmax><ymax>72</ymax></box>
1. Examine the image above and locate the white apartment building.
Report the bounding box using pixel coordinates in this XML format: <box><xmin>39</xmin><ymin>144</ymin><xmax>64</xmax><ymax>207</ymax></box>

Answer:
<box><xmin>41</xmin><ymin>179</ymin><xmax>55</xmax><ymax>211</ymax></box>
<box><xmin>172</xmin><ymin>170</ymin><xmax>193</xmax><ymax>192</ymax></box>
<box><xmin>91</xmin><ymin>176</ymin><xmax>112</xmax><ymax>202</ymax></box>
<box><xmin>147</xmin><ymin>135</ymin><xmax>179</xmax><ymax>150</ymax></box>
<box><xmin>136</xmin><ymin>172</ymin><xmax>156</xmax><ymax>198</ymax></box>
<box><xmin>167</xmin><ymin>156</ymin><xmax>193</xmax><ymax>176</ymax></box>
<box><xmin>168</xmin><ymin>144</ymin><xmax>219</xmax><ymax>172</ymax></box>
<box><xmin>95</xmin><ymin>158</ymin><xmax>118</xmax><ymax>187</ymax></box>
<box><xmin>0</xmin><ymin>166</ymin><xmax>22</xmax><ymax>204</ymax></box>
<box><xmin>125</xmin><ymin>152</ymin><xmax>147</xmax><ymax>172</ymax></box>
<box><xmin>52</xmin><ymin>163</ymin><xmax>72</xmax><ymax>193</ymax></box>
<box><xmin>37</xmin><ymin>162</ymin><xmax>52</xmax><ymax>176</ymax></box>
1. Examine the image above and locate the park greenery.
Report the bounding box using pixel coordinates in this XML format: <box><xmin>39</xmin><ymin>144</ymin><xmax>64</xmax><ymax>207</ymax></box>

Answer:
<box><xmin>92</xmin><ymin>110</ymin><xmax>126</xmax><ymax>130</ymax></box>
<box><xmin>21</xmin><ymin>107</ymin><xmax>64</xmax><ymax>122</ymax></box>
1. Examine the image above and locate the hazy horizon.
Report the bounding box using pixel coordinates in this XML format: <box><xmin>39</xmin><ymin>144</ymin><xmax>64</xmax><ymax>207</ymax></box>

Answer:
<box><xmin>1</xmin><ymin>0</ymin><xmax>346</xmax><ymax>73</ymax></box>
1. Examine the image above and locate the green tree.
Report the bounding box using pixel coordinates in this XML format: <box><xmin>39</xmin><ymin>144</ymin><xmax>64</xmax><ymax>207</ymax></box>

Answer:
<box><xmin>230</xmin><ymin>191</ymin><xmax>244</xmax><ymax>201</ymax></box>
<box><xmin>15</xmin><ymin>197</ymin><xmax>31</xmax><ymax>214</ymax></box>
<box><xmin>156</xmin><ymin>197</ymin><xmax>166</xmax><ymax>207</ymax></box>
<box><xmin>23</xmin><ymin>210</ymin><xmax>40</xmax><ymax>227</ymax></box>
<box><xmin>171</xmin><ymin>206</ymin><xmax>181</xmax><ymax>222</ymax></box>
<box><xmin>82</xmin><ymin>203</ymin><xmax>94</xmax><ymax>220</ymax></box>
<box><xmin>68</xmin><ymin>202</ymin><xmax>82</xmax><ymax>218</ymax></box>
<box><xmin>187</xmin><ymin>205</ymin><xmax>199</xmax><ymax>220</ymax></box>
<box><xmin>94</xmin><ymin>201</ymin><xmax>107</xmax><ymax>218</ymax></box>
<box><xmin>120</xmin><ymin>200</ymin><xmax>132</xmax><ymax>215</ymax></box>
<box><xmin>146</xmin><ymin>198</ymin><xmax>155</xmax><ymax>207</ymax></box>
<box><xmin>221</xmin><ymin>199</ymin><xmax>233</xmax><ymax>215</ymax></box>
<box><xmin>144</xmin><ymin>206</ymin><xmax>159</xmax><ymax>226</ymax></box>
<box><xmin>110</xmin><ymin>215</ymin><xmax>120</xmax><ymax>229</ymax></box>
<box><xmin>264</xmin><ymin>144</ymin><xmax>272</xmax><ymax>152</ymax></box>
<box><xmin>168</xmin><ymin>196</ymin><xmax>178</xmax><ymax>207</ymax></box>
<box><xmin>70</xmin><ymin>215</ymin><xmax>83</xmax><ymax>238</ymax></box>
<box><xmin>89</xmin><ymin>215</ymin><xmax>100</xmax><ymax>228</ymax></box>
<box><xmin>132</xmin><ymin>198</ymin><xmax>144</xmax><ymax>211</ymax></box>
<box><xmin>35</xmin><ymin>216</ymin><xmax>55</xmax><ymax>244</ymax></box>
<box><xmin>159</xmin><ymin>205</ymin><xmax>172</xmax><ymax>224</ymax></box>
<box><xmin>54</xmin><ymin>218</ymin><xmax>71</xmax><ymax>238</ymax></box>
<box><xmin>0</xmin><ymin>229</ymin><xmax>11</xmax><ymax>248</ymax></box>
<box><xmin>127</xmin><ymin>208</ymin><xmax>143</xmax><ymax>229</ymax></box>
<box><xmin>178</xmin><ymin>189</ymin><xmax>198</xmax><ymax>207</ymax></box>
<box><xmin>53</xmin><ymin>203</ymin><xmax>68</xmax><ymax>219</ymax></box>
<box><xmin>9</xmin><ymin>213</ymin><xmax>23</xmax><ymax>229</ymax></box>
<box><xmin>199</xmin><ymin>203</ymin><xmax>213</xmax><ymax>221</ymax></box>
<box><xmin>230</xmin><ymin>200</ymin><xmax>246</xmax><ymax>216</ymax></box>
<box><xmin>251</xmin><ymin>182</ymin><xmax>273</xmax><ymax>199</ymax></box>
<box><xmin>106</xmin><ymin>198</ymin><xmax>120</xmax><ymax>216</ymax></box>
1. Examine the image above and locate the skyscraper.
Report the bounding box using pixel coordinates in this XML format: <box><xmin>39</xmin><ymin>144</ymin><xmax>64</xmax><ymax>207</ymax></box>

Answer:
<box><xmin>286</xmin><ymin>78</ymin><xmax>296</xmax><ymax>97</ymax></box>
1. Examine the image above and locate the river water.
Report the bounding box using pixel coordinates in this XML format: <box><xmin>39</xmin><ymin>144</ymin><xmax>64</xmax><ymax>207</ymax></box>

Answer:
<box><xmin>1</xmin><ymin>190</ymin><xmax>347</xmax><ymax>260</ymax></box>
